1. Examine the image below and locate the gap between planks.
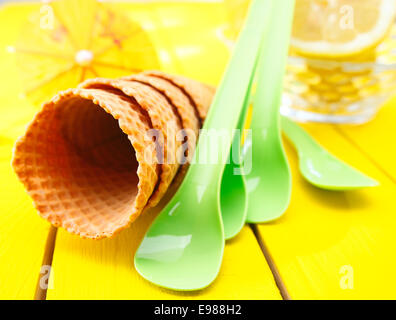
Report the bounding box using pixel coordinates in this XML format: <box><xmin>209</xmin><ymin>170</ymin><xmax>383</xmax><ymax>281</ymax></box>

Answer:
<box><xmin>34</xmin><ymin>226</ymin><xmax>57</xmax><ymax>300</ymax></box>
<box><xmin>249</xmin><ymin>224</ymin><xmax>292</xmax><ymax>300</ymax></box>
<box><xmin>333</xmin><ymin>125</ymin><xmax>396</xmax><ymax>185</ymax></box>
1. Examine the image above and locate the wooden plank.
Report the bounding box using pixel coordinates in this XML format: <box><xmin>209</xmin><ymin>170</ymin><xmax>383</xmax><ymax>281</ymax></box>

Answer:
<box><xmin>255</xmin><ymin>123</ymin><xmax>396</xmax><ymax>299</ymax></box>
<box><xmin>0</xmin><ymin>142</ymin><xmax>51</xmax><ymax>299</ymax></box>
<box><xmin>47</xmin><ymin>209</ymin><xmax>281</xmax><ymax>299</ymax></box>
<box><xmin>0</xmin><ymin>4</ymin><xmax>53</xmax><ymax>299</ymax></box>
<box><xmin>335</xmin><ymin>97</ymin><xmax>396</xmax><ymax>181</ymax></box>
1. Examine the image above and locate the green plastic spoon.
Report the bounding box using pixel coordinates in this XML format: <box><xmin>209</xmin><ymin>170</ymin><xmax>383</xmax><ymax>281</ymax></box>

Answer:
<box><xmin>220</xmin><ymin>101</ymin><xmax>250</xmax><ymax>240</ymax></box>
<box><xmin>281</xmin><ymin>116</ymin><xmax>379</xmax><ymax>190</ymax></box>
<box><xmin>220</xmin><ymin>46</ymin><xmax>260</xmax><ymax>240</ymax></box>
<box><xmin>244</xmin><ymin>0</ymin><xmax>295</xmax><ymax>223</ymax></box>
<box><xmin>134</xmin><ymin>0</ymin><xmax>274</xmax><ymax>291</ymax></box>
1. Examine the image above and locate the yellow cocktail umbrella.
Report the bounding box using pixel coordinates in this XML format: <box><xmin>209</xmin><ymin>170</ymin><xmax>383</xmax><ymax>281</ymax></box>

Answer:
<box><xmin>12</xmin><ymin>0</ymin><xmax>160</xmax><ymax>105</ymax></box>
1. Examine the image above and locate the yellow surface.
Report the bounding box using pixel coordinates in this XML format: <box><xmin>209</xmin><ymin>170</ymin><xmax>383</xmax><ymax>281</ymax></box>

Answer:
<box><xmin>257</xmin><ymin>121</ymin><xmax>396</xmax><ymax>299</ymax></box>
<box><xmin>0</xmin><ymin>4</ymin><xmax>51</xmax><ymax>299</ymax></box>
<box><xmin>336</xmin><ymin>98</ymin><xmax>396</xmax><ymax>180</ymax></box>
<box><xmin>1</xmin><ymin>1</ymin><xmax>396</xmax><ymax>300</ymax></box>
<box><xmin>0</xmin><ymin>144</ymin><xmax>51</xmax><ymax>299</ymax></box>
<box><xmin>47</xmin><ymin>218</ymin><xmax>281</xmax><ymax>299</ymax></box>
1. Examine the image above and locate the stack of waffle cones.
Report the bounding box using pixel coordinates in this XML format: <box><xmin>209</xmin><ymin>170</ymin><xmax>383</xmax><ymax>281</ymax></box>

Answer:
<box><xmin>12</xmin><ymin>71</ymin><xmax>215</xmax><ymax>239</ymax></box>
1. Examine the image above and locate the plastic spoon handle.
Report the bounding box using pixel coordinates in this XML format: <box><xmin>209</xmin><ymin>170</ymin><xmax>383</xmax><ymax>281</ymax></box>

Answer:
<box><xmin>220</xmin><ymin>61</ymin><xmax>258</xmax><ymax>239</ymax></box>
<box><xmin>253</xmin><ymin>0</ymin><xmax>295</xmax><ymax>136</ymax></box>
<box><xmin>281</xmin><ymin>116</ymin><xmax>325</xmax><ymax>151</ymax></box>
<box><xmin>190</xmin><ymin>0</ymin><xmax>275</xmax><ymax>182</ymax></box>
<box><xmin>244</xmin><ymin>0</ymin><xmax>295</xmax><ymax>223</ymax></box>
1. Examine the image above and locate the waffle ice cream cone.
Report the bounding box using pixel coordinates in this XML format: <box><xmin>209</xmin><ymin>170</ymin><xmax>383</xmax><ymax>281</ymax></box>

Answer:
<box><xmin>79</xmin><ymin>78</ymin><xmax>183</xmax><ymax>207</ymax></box>
<box><xmin>143</xmin><ymin>70</ymin><xmax>216</xmax><ymax>121</ymax></box>
<box><xmin>122</xmin><ymin>74</ymin><xmax>200</xmax><ymax>163</ymax></box>
<box><xmin>12</xmin><ymin>88</ymin><xmax>160</xmax><ymax>239</ymax></box>
<box><xmin>123</xmin><ymin>73</ymin><xmax>215</xmax><ymax>189</ymax></box>
<box><xmin>12</xmin><ymin>71</ymin><xmax>215</xmax><ymax>239</ymax></box>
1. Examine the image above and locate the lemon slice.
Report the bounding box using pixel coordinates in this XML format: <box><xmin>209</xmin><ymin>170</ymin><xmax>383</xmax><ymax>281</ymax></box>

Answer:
<box><xmin>291</xmin><ymin>0</ymin><xmax>396</xmax><ymax>58</ymax></box>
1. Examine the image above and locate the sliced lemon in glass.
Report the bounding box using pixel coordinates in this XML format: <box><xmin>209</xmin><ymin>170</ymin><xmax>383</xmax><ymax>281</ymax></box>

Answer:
<box><xmin>291</xmin><ymin>0</ymin><xmax>396</xmax><ymax>59</ymax></box>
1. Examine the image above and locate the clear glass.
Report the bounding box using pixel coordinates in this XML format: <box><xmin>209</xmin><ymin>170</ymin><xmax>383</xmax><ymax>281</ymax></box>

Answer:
<box><xmin>223</xmin><ymin>0</ymin><xmax>396</xmax><ymax>124</ymax></box>
<box><xmin>282</xmin><ymin>26</ymin><xmax>396</xmax><ymax>124</ymax></box>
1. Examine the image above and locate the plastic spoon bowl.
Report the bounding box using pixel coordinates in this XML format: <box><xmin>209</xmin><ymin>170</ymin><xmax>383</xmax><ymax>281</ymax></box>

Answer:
<box><xmin>134</xmin><ymin>0</ymin><xmax>274</xmax><ymax>290</ymax></box>
<box><xmin>244</xmin><ymin>0</ymin><xmax>295</xmax><ymax>223</ymax></box>
<box><xmin>281</xmin><ymin>116</ymin><xmax>379</xmax><ymax>190</ymax></box>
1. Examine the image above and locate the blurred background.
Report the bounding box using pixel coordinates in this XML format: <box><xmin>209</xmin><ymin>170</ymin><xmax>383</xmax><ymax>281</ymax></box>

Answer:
<box><xmin>2</xmin><ymin>0</ymin><xmax>396</xmax><ymax>125</ymax></box>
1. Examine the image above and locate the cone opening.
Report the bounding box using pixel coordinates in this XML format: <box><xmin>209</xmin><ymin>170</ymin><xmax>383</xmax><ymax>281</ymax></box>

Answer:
<box><xmin>15</xmin><ymin>95</ymin><xmax>141</xmax><ymax>238</ymax></box>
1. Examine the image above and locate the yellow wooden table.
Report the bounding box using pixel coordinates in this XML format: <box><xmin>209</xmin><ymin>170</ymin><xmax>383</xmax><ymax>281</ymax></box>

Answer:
<box><xmin>1</xmin><ymin>2</ymin><xmax>395</xmax><ymax>300</ymax></box>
